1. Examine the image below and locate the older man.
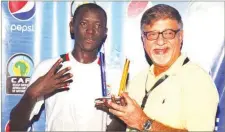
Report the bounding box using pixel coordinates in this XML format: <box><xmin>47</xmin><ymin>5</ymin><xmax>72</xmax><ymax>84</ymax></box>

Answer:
<box><xmin>106</xmin><ymin>4</ymin><xmax>219</xmax><ymax>131</ymax></box>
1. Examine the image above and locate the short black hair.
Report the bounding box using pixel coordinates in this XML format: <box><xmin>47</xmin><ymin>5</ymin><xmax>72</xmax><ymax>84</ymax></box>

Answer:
<box><xmin>73</xmin><ymin>3</ymin><xmax>107</xmax><ymax>26</ymax></box>
<box><xmin>70</xmin><ymin>3</ymin><xmax>107</xmax><ymax>39</ymax></box>
<box><xmin>141</xmin><ymin>4</ymin><xmax>183</xmax><ymax>29</ymax></box>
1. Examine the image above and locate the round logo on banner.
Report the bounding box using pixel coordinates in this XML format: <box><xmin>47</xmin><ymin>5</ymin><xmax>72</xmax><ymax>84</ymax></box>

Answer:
<box><xmin>8</xmin><ymin>1</ymin><xmax>36</xmax><ymax>21</ymax></box>
<box><xmin>127</xmin><ymin>1</ymin><xmax>149</xmax><ymax>17</ymax></box>
<box><xmin>6</xmin><ymin>53</ymin><xmax>34</xmax><ymax>95</ymax></box>
<box><xmin>7</xmin><ymin>53</ymin><xmax>34</xmax><ymax>77</ymax></box>
<box><xmin>5</xmin><ymin>121</ymin><xmax>10</xmax><ymax>132</ymax></box>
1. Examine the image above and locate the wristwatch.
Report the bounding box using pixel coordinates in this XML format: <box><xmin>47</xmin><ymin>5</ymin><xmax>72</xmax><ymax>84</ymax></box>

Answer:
<box><xmin>143</xmin><ymin>119</ymin><xmax>152</xmax><ymax>131</ymax></box>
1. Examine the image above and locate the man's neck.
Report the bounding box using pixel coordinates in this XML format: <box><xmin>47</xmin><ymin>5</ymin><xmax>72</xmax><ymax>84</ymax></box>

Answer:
<box><xmin>72</xmin><ymin>48</ymin><xmax>98</xmax><ymax>64</ymax></box>
<box><xmin>153</xmin><ymin>53</ymin><xmax>181</xmax><ymax>77</ymax></box>
<box><xmin>153</xmin><ymin>65</ymin><xmax>170</xmax><ymax>77</ymax></box>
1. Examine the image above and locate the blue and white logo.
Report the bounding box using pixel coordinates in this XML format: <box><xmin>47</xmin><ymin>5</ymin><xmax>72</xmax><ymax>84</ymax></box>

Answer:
<box><xmin>8</xmin><ymin>1</ymin><xmax>35</xmax><ymax>21</ymax></box>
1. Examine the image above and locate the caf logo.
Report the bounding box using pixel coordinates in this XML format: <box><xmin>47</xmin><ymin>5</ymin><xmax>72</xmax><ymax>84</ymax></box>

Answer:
<box><xmin>6</xmin><ymin>53</ymin><xmax>34</xmax><ymax>94</ymax></box>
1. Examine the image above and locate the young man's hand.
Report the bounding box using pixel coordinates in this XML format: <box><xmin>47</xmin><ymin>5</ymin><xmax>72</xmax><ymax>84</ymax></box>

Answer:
<box><xmin>27</xmin><ymin>58</ymin><xmax>73</xmax><ymax>99</ymax></box>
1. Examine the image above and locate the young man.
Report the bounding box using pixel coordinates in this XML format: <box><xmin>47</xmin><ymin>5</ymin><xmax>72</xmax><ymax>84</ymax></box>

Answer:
<box><xmin>9</xmin><ymin>3</ymin><xmax>110</xmax><ymax>131</ymax></box>
<box><xmin>106</xmin><ymin>4</ymin><xmax>219</xmax><ymax>131</ymax></box>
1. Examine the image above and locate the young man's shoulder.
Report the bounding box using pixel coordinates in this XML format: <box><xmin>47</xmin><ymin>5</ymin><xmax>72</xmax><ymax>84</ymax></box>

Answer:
<box><xmin>39</xmin><ymin>56</ymin><xmax>60</xmax><ymax>65</ymax></box>
<box><xmin>36</xmin><ymin>53</ymin><xmax>70</xmax><ymax>68</ymax></box>
<box><xmin>38</xmin><ymin>58</ymin><xmax>59</xmax><ymax>67</ymax></box>
<box><xmin>32</xmin><ymin>56</ymin><xmax>64</xmax><ymax>77</ymax></box>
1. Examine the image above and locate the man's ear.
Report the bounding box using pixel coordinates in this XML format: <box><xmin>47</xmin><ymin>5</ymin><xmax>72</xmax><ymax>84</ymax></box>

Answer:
<box><xmin>141</xmin><ymin>34</ymin><xmax>145</xmax><ymax>48</ymax></box>
<box><xmin>104</xmin><ymin>27</ymin><xmax>108</xmax><ymax>38</ymax></box>
<box><xmin>102</xmin><ymin>34</ymin><xmax>107</xmax><ymax>44</ymax></box>
<box><xmin>179</xmin><ymin>30</ymin><xmax>184</xmax><ymax>49</ymax></box>
<box><xmin>100</xmin><ymin>27</ymin><xmax>107</xmax><ymax>44</ymax></box>
<box><xmin>98</xmin><ymin>34</ymin><xmax>108</xmax><ymax>52</ymax></box>
<box><xmin>179</xmin><ymin>30</ymin><xmax>184</xmax><ymax>42</ymax></box>
<box><xmin>69</xmin><ymin>18</ymin><xmax>74</xmax><ymax>39</ymax></box>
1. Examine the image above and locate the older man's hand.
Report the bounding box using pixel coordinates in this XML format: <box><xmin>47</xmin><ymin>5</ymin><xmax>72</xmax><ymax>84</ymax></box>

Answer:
<box><xmin>107</xmin><ymin>92</ymin><xmax>149</xmax><ymax>130</ymax></box>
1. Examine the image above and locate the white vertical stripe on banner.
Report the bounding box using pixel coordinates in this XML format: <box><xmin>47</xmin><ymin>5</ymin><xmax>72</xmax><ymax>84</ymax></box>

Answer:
<box><xmin>2</xmin><ymin>3</ymin><xmax>7</xmax><ymax>77</ymax></box>
<box><xmin>122</xmin><ymin>1</ymin><xmax>152</xmax><ymax>79</ymax></box>
<box><xmin>52</xmin><ymin>2</ymin><xmax>58</xmax><ymax>57</ymax></box>
<box><xmin>66</xmin><ymin>2</ymin><xmax>72</xmax><ymax>52</ymax></box>
<box><xmin>104</xmin><ymin>2</ymin><xmax>112</xmax><ymax>59</ymax></box>
<box><xmin>34</xmin><ymin>2</ymin><xmax>42</xmax><ymax>66</ymax></box>
<box><xmin>183</xmin><ymin>2</ymin><xmax>224</xmax><ymax>73</ymax></box>
<box><xmin>1</xmin><ymin>2</ymin><xmax>5</xmax><ymax>127</ymax></box>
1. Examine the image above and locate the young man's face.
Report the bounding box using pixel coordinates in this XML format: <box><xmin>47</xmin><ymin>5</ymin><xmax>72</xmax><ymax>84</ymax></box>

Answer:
<box><xmin>142</xmin><ymin>19</ymin><xmax>183</xmax><ymax>67</ymax></box>
<box><xmin>73</xmin><ymin>8</ymin><xmax>107</xmax><ymax>52</ymax></box>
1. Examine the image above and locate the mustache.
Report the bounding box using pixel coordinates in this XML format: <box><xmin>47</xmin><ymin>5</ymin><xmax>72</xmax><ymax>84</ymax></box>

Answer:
<box><xmin>84</xmin><ymin>38</ymin><xmax>97</xmax><ymax>41</ymax></box>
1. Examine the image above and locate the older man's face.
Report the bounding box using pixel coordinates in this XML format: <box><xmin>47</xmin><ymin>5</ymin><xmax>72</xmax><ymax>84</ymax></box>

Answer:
<box><xmin>142</xmin><ymin>19</ymin><xmax>183</xmax><ymax>67</ymax></box>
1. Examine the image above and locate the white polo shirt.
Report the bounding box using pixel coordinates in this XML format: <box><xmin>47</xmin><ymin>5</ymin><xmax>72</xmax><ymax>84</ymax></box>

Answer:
<box><xmin>127</xmin><ymin>54</ymin><xmax>219</xmax><ymax>131</ymax></box>
<box><xmin>29</xmin><ymin>52</ymin><xmax>120</xmax><ymax>131</ymax></box>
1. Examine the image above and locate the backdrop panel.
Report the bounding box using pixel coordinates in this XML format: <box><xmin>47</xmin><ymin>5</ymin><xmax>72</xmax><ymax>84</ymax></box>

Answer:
<box><xmin>1</xmin><ymin>1</ymin><xmax>224</xmax><ymax>131</ymax></box>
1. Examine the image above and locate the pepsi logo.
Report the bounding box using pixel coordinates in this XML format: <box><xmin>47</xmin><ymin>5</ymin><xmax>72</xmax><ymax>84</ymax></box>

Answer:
<box><xmin>127</xmin><ymin>1</ymin><xmax>148</xmax><ymax>18</ymax></box>
<box><xmin>5</xmin><ymin>120</ymin><xmax>10</xmax><ymax>132</ymax></box>
<box><xmin>8</xmin><ymin>1</ymin><xmax>35</xmax><ymax>21</ymax></box>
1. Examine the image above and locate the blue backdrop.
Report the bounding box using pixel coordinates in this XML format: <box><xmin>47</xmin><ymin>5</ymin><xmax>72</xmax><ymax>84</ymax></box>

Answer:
<box><xmin>1</xmin><ymin>1</ymin><xmax>224</xmax><ymax>131</ymax></box>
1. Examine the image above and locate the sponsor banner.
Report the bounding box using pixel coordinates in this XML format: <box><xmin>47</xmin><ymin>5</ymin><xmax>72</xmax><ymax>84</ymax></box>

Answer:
<box><xmin>1</xmin><ymin>1</ymin><xmax>224</xmax><ymax>132</ymax></box>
